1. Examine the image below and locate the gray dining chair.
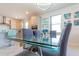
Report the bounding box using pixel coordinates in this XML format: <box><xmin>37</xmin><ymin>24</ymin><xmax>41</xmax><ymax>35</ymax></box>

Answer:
<box><xmin>59</xmin><ymin>23</ymin><xmax>72</xmax><ymax>56</ymax></box>
<box><xmin>22</xmin><ymin>29</ymin><xmax>41</xmax><ymax>49</ymax></box>
<box><xmin>50</xmin><ymin>31</ymin><xmax>56</xmax><ymax>38</ymax></box>
<box><xmin>26</xmin><ymin>30</ymin><xmax>42</xmax><ymax>54</ymax></box>
<box><xmin>22</xmin><ymin>29</ymin><xmax>33</xmax><ymax>49</ymax></box>
<box><xmin>38</xmin><ymin>23</ymin><xmax>72</xmax><ymax>56</ymax></box>
<box><xmin>23</xmin><ymin>29</ymin><xmax>33</xmax><ymax>40</ymax></box>
<box><xmin>16</xmin><ymin>29</ymin><xmax>41</xmax><ymax>56</ymax></box>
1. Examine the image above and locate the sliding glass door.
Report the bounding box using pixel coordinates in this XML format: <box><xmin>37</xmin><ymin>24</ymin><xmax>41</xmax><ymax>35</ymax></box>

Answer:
<box><xmin>51</xmin><ymin>15</ymin><xmax>61</xmax><ymax>45</ymax></box>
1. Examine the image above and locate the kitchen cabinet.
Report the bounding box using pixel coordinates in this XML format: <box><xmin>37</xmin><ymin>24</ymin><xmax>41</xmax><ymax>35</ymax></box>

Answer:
<box><xmin>15</xmin><ymin>20</ymin><xmax>22</xmax><ymax>29</ymax></box>
<box><xmin>0</xmin><ymin>16</ymin><xmax>23</xmax><ymax>30</ymax></box>
<box><xmin>0</xmin><ymin>16</ymin><xmax>10</xmax><ymax>28</ymax></box>
<box><xmin>11</xmin><ymin>19</ymin><xmax>16</xmax><ymax>29</ymax></box>
<box><xmin>5</xmin><ymin>17</ymin><xmax>11</xmax><ymax>25</ymax></box>
<box><xmin>11</xmin><ymin>19</ymin><xmax>22</xmax><ymax>29</ymax></box>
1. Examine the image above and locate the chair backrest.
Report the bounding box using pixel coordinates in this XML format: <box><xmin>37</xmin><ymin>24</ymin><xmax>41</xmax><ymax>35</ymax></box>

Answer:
<box><xmin>7</xmin><ymin>29</ymin><xmax>17</xmax><ymax>38</ymax></box>
<box><xmin>23</xmin><ymin>29</ymin><xmax>33</xmax><ymax>40</ymax></box>
<box><xmin>42</xmin><ymin>29</ymin><xmax>48</xmax><ymax>33</ymax></box>
<box><xmin>37</xmin><ymin>23</ymin><xmax>72</xmax><ymax>56</ymax></box>
<box><xmin>35</xmin><ymin>30</ymin><xmax>41</xmax><ymax>39</ymax></box>
<box><xmin>59</xmin><ymin>23</ymin><xmax>72</xmax><ymax>56</ymax></box>
<box><xmin>50</xmin><ymin>31</ymin><xmax>56</xmax><ymax>38</ymax></box>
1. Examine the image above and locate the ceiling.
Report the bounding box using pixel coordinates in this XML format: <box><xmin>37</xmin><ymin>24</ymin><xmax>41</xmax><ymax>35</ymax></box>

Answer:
<box><xmin>0</xmin><ymin>3</ymin><xmax>76</xmax><ymax>19</ymax></box>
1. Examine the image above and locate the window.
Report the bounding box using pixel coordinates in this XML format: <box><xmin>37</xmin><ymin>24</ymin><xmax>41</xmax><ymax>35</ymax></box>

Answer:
<box><xmin>25</xmin><ymin>22</ymin><xmax>28</xmax><ymax>29</ymax></box>
<box><xmin>52</xmin><ymin>25</ymin><xmax>61</xmax><ymax>32</ymax></box>
<box><xmin>52</xmin><ymin>15</ymin><xmax>61</xmax><ymax>24</ymax></box>
<box><xmin>51</xmin><ymin>15</ymin><xmax>61</xmax><ymax>45</ymax></box>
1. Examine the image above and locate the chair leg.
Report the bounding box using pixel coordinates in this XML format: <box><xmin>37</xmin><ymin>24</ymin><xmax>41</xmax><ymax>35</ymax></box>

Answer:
<box><xmin>39</xmin><ymin>47</ymin><xmax>43</xmax><ymax>56</ymax></box>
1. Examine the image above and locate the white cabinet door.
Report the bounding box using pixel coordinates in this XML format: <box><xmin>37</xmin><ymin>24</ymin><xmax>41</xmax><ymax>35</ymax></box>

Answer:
<box><xmin>0</xmin><ymin>16</ymin><xmax>3</xmax><ymax>23</ymax></box>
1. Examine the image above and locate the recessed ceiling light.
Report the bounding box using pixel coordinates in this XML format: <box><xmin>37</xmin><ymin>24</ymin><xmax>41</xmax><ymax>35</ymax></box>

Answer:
<box><xmin>25</xmin><ymin>11</ymin><xmax>29</xmax><ymax>15</ymax></box>
<box><xmin>15</xmin><ymin>16</ymin><xmax>18</xmax><ymax>19</ymax></box>
<box><xmin>15</xmin><ymin>16</ymin><xmax>24</xmax><ymax>19</ymax></box>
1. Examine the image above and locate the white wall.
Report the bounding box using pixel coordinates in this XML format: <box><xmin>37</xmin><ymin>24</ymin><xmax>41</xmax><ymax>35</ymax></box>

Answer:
<box><xmin>23</xmin><ymin>16</ymin><xmax>29</xmax><ymax>28</ymax></box>
<box><xmin>28</xmin><ymin>16</ymin><xmax>39</xmax><ymax>28</ymax></box>
<box><xmin>39</xmin><ymin>4</ymin><xmax>79</xmax><ymax>56</ymax></box>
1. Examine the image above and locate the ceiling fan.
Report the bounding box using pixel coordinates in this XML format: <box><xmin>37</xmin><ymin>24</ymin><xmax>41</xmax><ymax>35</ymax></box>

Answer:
<box><xmin>37</xmin><ymin>3</ymin><xmax>52</xmax><ymax>10</ymax></box>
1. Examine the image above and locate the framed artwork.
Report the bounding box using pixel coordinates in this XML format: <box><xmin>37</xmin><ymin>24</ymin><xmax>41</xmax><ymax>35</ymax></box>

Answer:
<box><xmin>64</xmin><ymin>13</ymin><xmax>71</xmax><ymax>19</ymax></box>
<box><xmin>74</xmin><ymin>19</ymin><xmax>79</xmax><ymax>26</ymax></box>
<box><xmin>64</xmin><ymin>21</ymin><xmax>71</xmax><ymax>26</ymax></box>
<box><xmin>64</xmin><ymin>22</ymin><xmax>67</xmax><ymax>26</ymax></box>
<box><xmin>74</xmin><ymin>11</ymin><xmax>79</xmax><ymax>18</ymax></box>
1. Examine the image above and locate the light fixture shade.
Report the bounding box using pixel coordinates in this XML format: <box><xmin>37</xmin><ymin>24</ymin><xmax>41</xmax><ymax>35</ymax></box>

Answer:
<box><xmin>37</xmin><ymin>3</ymin><xmax>52</xmax><ymax>10</ymax></box>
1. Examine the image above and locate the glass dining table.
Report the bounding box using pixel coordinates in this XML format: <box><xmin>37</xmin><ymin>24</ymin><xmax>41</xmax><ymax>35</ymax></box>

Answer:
<box><xmin>7</xmin><ymin>29</ymin><xmax>60</xmax><ymax>56</ymax></box>
<box><xmin>8</xmin><ymin>36</ymin><xmax>60</xmax><ymax>56</ymax></box>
